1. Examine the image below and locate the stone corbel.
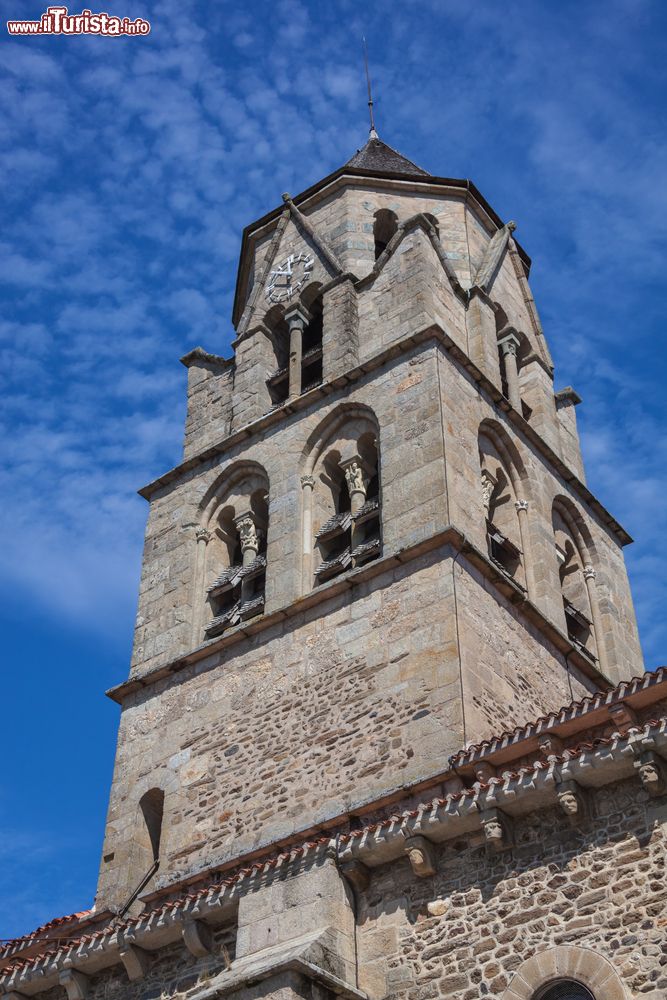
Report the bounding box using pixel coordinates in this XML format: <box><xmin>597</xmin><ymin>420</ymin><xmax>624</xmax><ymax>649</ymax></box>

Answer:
<box><xmin>59</xmin><ymin>970</ymin><xmax>89</xmax><ymax>1000</ymax></box>
<box><xmin>339</xmin><ymin>859</ymin><xmax>370</xmax><ymax>892</ymax></box>
<box><xmin>403</xmin><ymin>835</ymin><xmax>437</xmax><ymax>877</ymax></box>
<box><xmin>538</xmin><ymin>733</ymin><xmax>564</xmax><ymax>758</ymax></box>
<box><xmin>182</xmin><ymin>918</ymin><xmax>214</xmax><ymax>957</ymax></box>
<box><xmin>443</xmin><ymin>775</ymin><xmax>465</xmax><ymax>796</ymax></box>
<box><xmin>634</xmin><ymin>751</ymin><xmax>667</xmax><ymax>797</ymax></box>
<box><xmin>116</xmin><ymin>929</ymin><xmax>150</xmax><ymax>982</ymax></box>
<box><xmin>480</xmin><ymin>808</ymin><xmax>513</xmax><ymax>853</ymax></box>
<box><xmin>119</xmin><ymin>942</ymin><xmax>151</xmax><ymax>982</ymax></box>
<box><xmin>473</xmin><ymin>761</ymin><xmax>496</xmax><ymax>784</ymax></box>
<box><xmin>556</xmin><ymin>779</ymin><xmax>589</xmax><ymax>825</ymax></box>
<box><xmin>608</xmin><ymin>701</ymin><xmax>639</xmax><ymax>733</ymax></box>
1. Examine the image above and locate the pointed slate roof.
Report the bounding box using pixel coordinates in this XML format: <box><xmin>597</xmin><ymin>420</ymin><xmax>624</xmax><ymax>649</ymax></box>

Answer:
<box><xmin>345</xmin><ymin>134</ymin><xmax>430</xmax><ymax>176</ymax></box>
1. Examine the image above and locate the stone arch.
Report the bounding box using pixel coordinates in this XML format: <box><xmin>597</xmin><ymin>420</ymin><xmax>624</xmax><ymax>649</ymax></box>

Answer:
<box><xmin>124</xmin><ymin>784</ymin><xmax>166</xmax><ymax>903</ymax></box>
<box><xmin>193</xmin><ymin>460</ymin><xmax>270</xmax><ymax>641</ymax></box>
<box><xmin>478</xmin><ymin>418</ymin><xmax>528</xmax><ymax>491</ymax></box>
<box><xmin>478</xmin><ymin>418</ymin><xmax>532</xmax><ymax>593</ymax></box>
<box><xmin>139</xmin><ymin>788</ymin><xmax>164</xmax><ymax>862</ymax></box>
<box><xmin>501</xmin><ymin>945</ymin><xmax>630</xmax><ymax>1000</ymax></box>
<box><xmin>552</xmin><ymin>495</ymin><xmax>601</xmax><ymax>663</ymax></box>
<box><xmin>301</xmin><ymin>403</ymin><xmax>381</xmax><ymax>590</ymax></box>
<box><xmin>263</xmin><ymin>303</ymin><xmax>289</xmax><ymax>405</ymax></box>
<box><xmin>373</xmin><ymin>208</ymin><xmax>398</xmax><ymax>259</ymax></box>
<box><xmin>552</xmin><ymin>494</ymin><xmax>596</xmax><ymax>563</ymax></box>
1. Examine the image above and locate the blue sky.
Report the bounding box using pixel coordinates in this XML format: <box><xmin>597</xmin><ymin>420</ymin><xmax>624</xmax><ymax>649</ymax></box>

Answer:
<box><xmin>1</xmin><ymin>0</ymin><xmax>666</xmax><ymax>938</ymax></box>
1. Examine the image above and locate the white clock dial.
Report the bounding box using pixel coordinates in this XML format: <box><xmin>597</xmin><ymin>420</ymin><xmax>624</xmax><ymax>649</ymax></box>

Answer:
<box><xmin>265</xmin><ymin>252</ymin><xmax>314</xmax><ymax>303</ymax></box>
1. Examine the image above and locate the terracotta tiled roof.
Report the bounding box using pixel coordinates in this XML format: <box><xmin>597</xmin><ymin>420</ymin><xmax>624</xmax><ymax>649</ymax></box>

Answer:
<box><xmin>0</xmin><ymin>910</ymin><xmax>92</xmax><ymax>951</ymax></box>
<box><xmin>451</xmin><ymin>665</ymin><xmax>667</xmax><ymax>765</ymax></box>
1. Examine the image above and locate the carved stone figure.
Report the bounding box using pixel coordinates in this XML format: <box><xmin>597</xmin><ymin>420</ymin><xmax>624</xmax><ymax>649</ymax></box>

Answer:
<box><xmin>343</xmin><ymin>460</ymin><xmax>366</xmax><ymax>496</ymax></box>
<box><xmin>236</xmin><ymin>514</ymin><xmax>259</xmax><ymax>553</ymax></box>
<box><xmin>481</xmin><ymin>468</ymin><xmax>496</xmax><ymax>512</ymax></box>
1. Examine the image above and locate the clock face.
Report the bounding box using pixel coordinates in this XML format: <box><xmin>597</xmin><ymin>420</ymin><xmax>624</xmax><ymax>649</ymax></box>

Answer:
<box><xmin>265</xmin><ymin>252</ymin><xmax>314</xmax><ymax>303</ymax></box>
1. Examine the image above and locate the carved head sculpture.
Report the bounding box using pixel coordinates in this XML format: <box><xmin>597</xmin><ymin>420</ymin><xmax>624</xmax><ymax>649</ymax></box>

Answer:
<box><xmin>558</xmin><ymin>791</ymin><xmax>580</xmax><ymax>816</ymax></box>
<box><xmin>484</xmin><ymin>819</ymin><xmax>504</xmax><ymax>843</ymax></box>
<box><xmin>639</xmin><ymin>761</ymin><xmax>664</xmax><ymax>792</ymax></box>
<box><xmin>404</xmin><ymin>836</ymin><xmax>436</xmax><ymax>877</ymax></box>
<box><xmin>408</xmin><ymin>846</ymin><xmax>426</xmax><ymax>868</ymax></box>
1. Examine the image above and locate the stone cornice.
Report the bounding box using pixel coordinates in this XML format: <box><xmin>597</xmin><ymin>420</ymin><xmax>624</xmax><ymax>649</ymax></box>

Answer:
<box><xmin>108</xmin><ymin>525</ymin><xmax>608</xmax><ymax>705</ymax></box>
<box><xmin>336</xmin><ymin>718</ymin><xmax>667</xmax><ymax>871</ymax></box>
<box><xmin>138</xmin><ymin>325</ymin><xmax>631</xmax><ymax>548</ymax></box>
<box><xmin>2</xmin><ymin>715</ymin><xmax>665</xmax><ymax>995</ymax></box>
<box><xmin>179</xmin><ymin>348</ymin><xmax>233</xmax><ymax>370</ymax></box>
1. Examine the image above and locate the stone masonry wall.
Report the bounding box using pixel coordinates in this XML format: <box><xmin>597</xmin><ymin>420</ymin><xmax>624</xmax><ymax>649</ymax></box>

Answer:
<box><xmin>98</xmin><ymin>539</ymin><xmax>597</xmax><ymax>912</ymax></box>
<box><xmin>357</xmin><ymin>779</ymin><xmax>667</xmax><ymax>1000</ymax></box>
<box><xmin>98</xmin><ymin>551</ymin><xmax>465</xmax><ymax>909</ymax></box>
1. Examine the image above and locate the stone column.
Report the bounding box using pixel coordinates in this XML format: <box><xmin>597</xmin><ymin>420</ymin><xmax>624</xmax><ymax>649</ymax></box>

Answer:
<box><xmin>514</xmin><ymin>499</ymin><xmax>535</xmax><ymax>597</ymax></box>
<box><xmin>235</xmin><ymin>512</ymin><xmax>260</xmax><ymax>603</ymax></box>
<box><xmin>583</xmin><ymin>564</ymin><xmax>606</xmax><ymax>672</ymax></box>
<box><xmin>341</xmin><ymin>457</ymin><xmax>368</xmax><ymax>556</ymax></box>
<box><xmin>192</xmin><ymin>527</ymin><xmax>212</xmax><ymax>646</ymax></box>
<box><xmin>300</xmin><ymin>475</ymin><xmax>315</xmax><ymax>593</ymax></box>
<box><xmin>498</xmin><ymin>332</ymin><xmax>522</xmax><ymax>411</ymax></box>
<box><xmin>285</xmin><ymin>304</ymin><xmax>310</xmax><ymax>401</ymax></box>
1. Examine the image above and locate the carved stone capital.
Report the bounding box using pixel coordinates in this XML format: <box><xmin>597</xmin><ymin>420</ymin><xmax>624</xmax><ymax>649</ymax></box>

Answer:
<box><xmin>498</xmin><ymin>331</ymin><xmax>521</xmax><ymax>357</ymax></box>
<box><xmin>284</xmin><ymin>302</ymin><xmax>311</xmax><ymax>330</ymax></box>
<box><xmin>515</xmin><ymin>499</ymin><xmax>529</xmax><ymax>512</ymax></box>
<box><xmin>234</xmin><ymin>512</ymin><xmax>259</xmax><ymax>554</ymax></box>
<box><xmin>404</xmin><ymin>835</ymin><xmax>437</xmax><ymax>878</ymax></box>
<box><xmin>195</xmin><ymin>526</ymin><xmax>212</xmax><ymax>544</ymax></box>
<box><xmin>583</xmin><ymin>564</ymin><xmax>596</xmax><ymax>580</ymax></box>
<box><xmin>300</xmin><ymin>475</ymin><xmax>315</xmax><ymax>490</ymax></box>
<box><xmin>556</xmin><ymin>780</ymin><xmax>588</xmax><ymax>824</ymax></box>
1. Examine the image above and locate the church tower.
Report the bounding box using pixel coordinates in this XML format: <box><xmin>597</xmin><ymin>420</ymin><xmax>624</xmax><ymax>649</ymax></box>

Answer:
<box><xmin>8</xmin><ymin>133</ymin><xmax>665</xmax><ymax>1000</ymax></box>
<box><xmin>96</xmin><ymin>133</ymin><xmax>644</xmax><ymax>912</ymax></box>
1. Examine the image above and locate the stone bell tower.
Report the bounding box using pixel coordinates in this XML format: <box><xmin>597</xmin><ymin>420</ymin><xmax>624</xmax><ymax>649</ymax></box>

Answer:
<box><xmin>76</xmin><ymin>131</ymin><xmax>648</xmax><ymax>995</ymax></box>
